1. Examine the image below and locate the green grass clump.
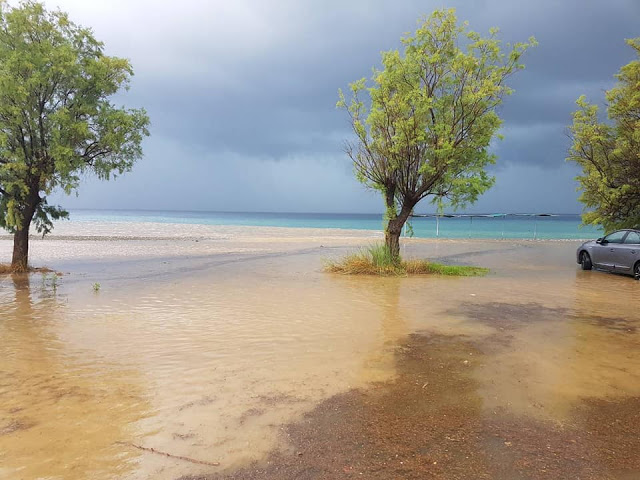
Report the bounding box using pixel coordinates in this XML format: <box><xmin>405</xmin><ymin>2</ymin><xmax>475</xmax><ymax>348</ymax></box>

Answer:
<box><xmin>325</xmin><ymin>243</ymin><xmax>489</xmax><ymax>277</ymax></box>
<box><xmin>404</xmin><ymin>259</ymin><xmax>489</xmax><ymax>276</ymax></box>
<box><xmin>325</xmin><ymin>244</ymin><xmax>402</xmax><ymax>276</ymax></box>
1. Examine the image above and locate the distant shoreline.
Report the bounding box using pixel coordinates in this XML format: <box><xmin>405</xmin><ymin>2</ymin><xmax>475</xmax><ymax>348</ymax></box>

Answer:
<box><xmin>21</xmin><ymin>210</ymin><xmax>599</xmax><ymax>241</ymax></box>
<box><xmin>0</xmin><ymin>221</ymin><xmax>595</xmax><ymax>243</ymax></box>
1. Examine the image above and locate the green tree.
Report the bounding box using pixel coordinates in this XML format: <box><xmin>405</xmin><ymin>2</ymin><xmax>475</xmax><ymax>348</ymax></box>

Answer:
<box><xmin>567</xmin><ymin>38</ymin><xmax>640</xmax><ymax>232</ymax></box>
<box><xmin>338</xmin><ymin>9</ymin><xmax>535</xmax><ymax>259</ymax></box>
<box><xmin>0</xmin><ymin>1</ymin><xmax>149</xmax><ymax>271</ymax></box>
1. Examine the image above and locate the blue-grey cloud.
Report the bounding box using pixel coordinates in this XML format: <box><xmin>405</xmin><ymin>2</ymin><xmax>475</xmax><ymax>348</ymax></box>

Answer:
<box><xmin>44</xmin><ymin>0</ymin><xmax>640</xmax><ymax>213</ymax></box>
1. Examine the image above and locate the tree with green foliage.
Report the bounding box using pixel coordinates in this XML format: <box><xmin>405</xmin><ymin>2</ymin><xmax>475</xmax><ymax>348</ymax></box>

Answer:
<box><xmin>567</xmin><ymin>38</ymin><xmax>640</xmax><ymax>232</ymax></box>
<box><xmin>0</xmin><ymin>1</ymin><xmax>149</xmax><ymax>271</ymax></box>
<box><xmin>338</xmin><ymin>9</ymin><xmax>535</xmax><ymax>259</ymax></box>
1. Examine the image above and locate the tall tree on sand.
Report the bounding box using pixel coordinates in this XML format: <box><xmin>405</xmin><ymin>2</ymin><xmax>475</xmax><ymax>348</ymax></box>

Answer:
<box><xmin>338</xmin><ymin>9</ymin><xmax>535</xmax><ymax>260</ymax></box>
<box><xmin>0</xmin><ymin>1</ymin><xmax>149</xmax><ymax>271</ymax></box>
<box><xmin>567</xmin><ymin>38</ymin><xmax>640</xmax><ymax>232</ymax></box>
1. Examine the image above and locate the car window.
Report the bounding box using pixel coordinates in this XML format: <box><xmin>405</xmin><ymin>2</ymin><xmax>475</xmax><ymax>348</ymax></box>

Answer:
<box><xmin>624</xmin><ymin>231</ymin><xmax>640</xmax><ymax>244</ymax></box>
<box><xmin>604</xmin><ymin>230</ymin><xmax>627</xmax><ymax>244</ymax></box>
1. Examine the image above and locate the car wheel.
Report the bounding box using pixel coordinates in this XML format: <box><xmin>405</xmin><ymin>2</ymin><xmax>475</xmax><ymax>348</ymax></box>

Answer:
<box><xmin>634</xmin><ymin>261</ymin><xmax>640</xmax><ymax>280</ymax></box>
<box><xmin>581</xmin><ymin>252</ymin><xmax>593</xmax><ymax>271</ymax></box>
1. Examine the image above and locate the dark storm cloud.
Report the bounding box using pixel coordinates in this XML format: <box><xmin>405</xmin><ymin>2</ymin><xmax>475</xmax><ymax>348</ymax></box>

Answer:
<box><xmin>44</xmin><ymin>0</ymin><xmax>640</xmax><ymax>212</ymax></box>
<box><xmin>122</xmin><ymin>0</ymin><xmax>638</xmax><ymax>163</ymax></box>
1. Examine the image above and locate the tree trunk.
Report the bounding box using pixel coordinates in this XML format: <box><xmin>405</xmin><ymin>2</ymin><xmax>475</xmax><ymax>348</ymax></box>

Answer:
<box><xmin>11</xmin><ymin>201</ymin><xmax>37</xmax><ymax>272</ymax></box>
<box><xmin>11</xmin><ymin>227</ymin><xmax>30</xmax><ymax>272</ymax></box>
<box><xmin>383</xmin><ymin>184</ymin><xmax>415</xmax><ymax>263</ymax></box>
<box><xmin>385</xmin><ymin>216</ymin><xmax>408</xmax><ymax>262</ymax></box>
<box><xmin>384</xmin><ymin>195</ymin><xmax>416</xmax><ymax>262</ymax></box>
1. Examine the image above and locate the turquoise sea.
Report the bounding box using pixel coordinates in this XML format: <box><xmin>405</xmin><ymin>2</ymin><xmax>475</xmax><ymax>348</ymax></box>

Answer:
<box><xmin>67</xmin><ymin>210</ymin><xmax>603</xmax><ymax>240</ymax></box>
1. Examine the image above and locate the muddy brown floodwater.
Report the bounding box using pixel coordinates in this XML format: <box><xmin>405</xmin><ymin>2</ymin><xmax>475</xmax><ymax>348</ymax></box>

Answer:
<box><xmin>0</xmin><ymin>228</ymin><xmax>639</xmax><ymax>480</ymax></box>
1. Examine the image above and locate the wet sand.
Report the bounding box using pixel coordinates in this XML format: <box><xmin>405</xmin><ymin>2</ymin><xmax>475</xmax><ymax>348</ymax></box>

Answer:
<box><xmin>184</xmin><ymin>332</ymin><xmax>640</xmax><ymax>480</ymax></box>
<box><xmin>1</xmin><ymin>223</ymin><xmax>639</xmax><ymax>479</ymax></box>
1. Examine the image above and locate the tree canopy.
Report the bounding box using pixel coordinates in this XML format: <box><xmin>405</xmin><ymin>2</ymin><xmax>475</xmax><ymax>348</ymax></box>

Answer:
<box><xmin>567</xmin><ymin>38</ymin><xmax>640</xmax><ymax>232</ymax></box>
<box><xmin>338</xmin><ymin>9</ymin><xmax>535</xmax><ymax>258</ymax></box>
<box><xmin>0</xmin><ymin>0</ymin><xmax>149</xmax><ymax>270</ymax></box>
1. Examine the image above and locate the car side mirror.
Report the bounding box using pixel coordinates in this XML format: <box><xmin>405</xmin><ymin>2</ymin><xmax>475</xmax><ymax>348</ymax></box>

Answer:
<box><xmin>596</xmin><ymin>238</ymin><xmax>606</xmax><ymax>244</ymax></box>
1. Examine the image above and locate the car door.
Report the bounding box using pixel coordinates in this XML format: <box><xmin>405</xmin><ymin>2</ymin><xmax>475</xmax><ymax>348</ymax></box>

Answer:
<box><xmin>615</xmin><ymin>230</ymin><xmax>640</xmax><ymax>272</ymax></box>
<box><xmin>592</xmin><ymin>230</ymin><xmax>627</xmax><ymax>270</ymax></box>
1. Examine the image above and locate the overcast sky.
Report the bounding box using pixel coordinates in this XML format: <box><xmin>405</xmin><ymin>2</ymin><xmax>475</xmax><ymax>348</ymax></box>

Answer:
<box><xmin>44</xmin><ymin>0</ymin><xmax>639</xmax><ymax>214</ymax></box>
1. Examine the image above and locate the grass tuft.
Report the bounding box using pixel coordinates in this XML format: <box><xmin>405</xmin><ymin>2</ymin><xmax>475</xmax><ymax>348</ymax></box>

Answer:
<box><xmin>404</xmin><ymin>259</ymin><xmax>489</xmax><ymax>276</ymax></box>
<box><xmin>0</xmin><ymin>264</ymin><xmax>14</xmax><ymax>274</ymax></box>
<box><xmin>325</xmin><ymin>243</ymin><xmax>489</xmax><ymax>277</ymax></box>
<box><xmin>0</xmin><ymin>263</ymin><xmax>54</xmax><ymax>275</ymax></box>
<box><xmin>324</xmin><ymin>244</ymin><xmax>402</xmax><ymax>276</ymax></box>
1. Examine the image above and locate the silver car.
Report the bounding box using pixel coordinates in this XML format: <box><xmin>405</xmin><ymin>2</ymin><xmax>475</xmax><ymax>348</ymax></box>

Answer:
<box><xmin>577</xmin><ymin>229</ymin><xmax>640</xmax><ymax>279</ymax></box>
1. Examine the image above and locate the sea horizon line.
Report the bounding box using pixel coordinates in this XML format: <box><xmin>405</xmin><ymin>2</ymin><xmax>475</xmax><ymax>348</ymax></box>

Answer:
<box><xmin>66</xmin><ymin>208</ymin><xmax>586</xmax><ymax>217</ymax></box>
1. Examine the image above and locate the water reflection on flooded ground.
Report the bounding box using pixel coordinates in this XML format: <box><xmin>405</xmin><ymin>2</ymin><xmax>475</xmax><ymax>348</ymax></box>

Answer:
<box><xmin>1</xmin><ymin>232</ymin><xmax>639</xmax><ymax>479</ymax></box>
<box><xmin>0</xmin><ymin>275</ymin><xmax>149</xmax><ymax>479</ymax></box>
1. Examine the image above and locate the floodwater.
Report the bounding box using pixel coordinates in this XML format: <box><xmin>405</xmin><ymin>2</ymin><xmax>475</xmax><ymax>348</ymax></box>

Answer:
<box><xmin>0</xmin><ymin>231</ymin><xmax>639</xmax><ymax>479</ymax></box>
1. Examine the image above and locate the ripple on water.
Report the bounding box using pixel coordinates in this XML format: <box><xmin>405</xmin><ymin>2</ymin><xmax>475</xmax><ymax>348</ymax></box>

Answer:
<box><xmin>1</xmin><ymin>242</ymin><xmax>639</xmax><ymax>480</ymax></box>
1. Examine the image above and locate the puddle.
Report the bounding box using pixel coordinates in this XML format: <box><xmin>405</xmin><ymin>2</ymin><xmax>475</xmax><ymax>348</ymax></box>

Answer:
<box><xmin>0</xmin><ymin>238</ymin><xmax>639</xmax><ymax>479</ymax></box>
<box><xmin>186</xmin><ymin>331</ymin><xmax>640</xmax><ymax>480</ymax></box>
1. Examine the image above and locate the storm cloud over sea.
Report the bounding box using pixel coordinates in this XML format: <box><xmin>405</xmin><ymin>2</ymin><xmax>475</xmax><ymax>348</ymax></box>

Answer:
<box><xmin>47</xmin><ymin>0</ymin><xmax>640</xmax><ymax>214</ymax></box>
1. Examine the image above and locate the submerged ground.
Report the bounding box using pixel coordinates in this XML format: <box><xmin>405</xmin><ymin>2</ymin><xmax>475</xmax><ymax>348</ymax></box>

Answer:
<box><xmin>0</xmin><ymin>223</ymin><xmax>639</xmax><ymax>480</ymax></box>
